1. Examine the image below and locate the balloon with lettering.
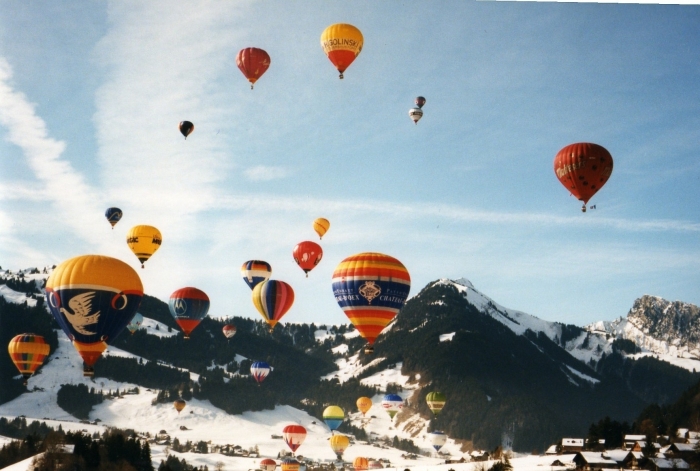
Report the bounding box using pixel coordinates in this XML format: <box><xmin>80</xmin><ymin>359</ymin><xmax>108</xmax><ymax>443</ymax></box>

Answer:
<box><xmin>381</xmin><ymin>393</ymin><xmax>403</xmax><ymax>419</ymax></box>
<box><xmin>45</xmin><ymin>255</ymin><xmax>143</xmax><ymax>376</ymax></box>
<box><xmin>281</xmin><ymin>458</ymin><xmax>300</xmax><ymax>471</ymax></box>
<box><xmin>174</xmin><ymin>399</ymin><xmax>186</xmax><ymax>414</ymax></box>
<box><xmin>241</xmin><ymin>260</ymin><xmax>272</xmax><ymax>290</ymax></box>
<box><xmin>357</xmin><ymin>396</ymin><xmax>372</xmax><ymax>416</ymax></box>
<box><xmin>260</xmin><ymin>459</ymin><xmax>277</xmax><ymax>471</ymax></box>
<box><xmin>126</xmin><ymin>225</ymin><xmax>162</xmax><ymax>268</ymax></box>
<box><xmin>105</xmin><ymin>207</ymin><xmax>122</xmax><ymax>229</ymax></box>
<box><xmin>236</xmin><ymin>47</ymin><xmax>271</xmax><ymax>89</ymax></box>
<box><xmin>429</xmin><ymin>431</ymin><xmax>447</xmax><ymax>452</ymax></box>
<box><xmin>332</xmin><ymin>253</ymin><xmax>410</xmax><ymax>350</ymax></box>
<box><xmin>554</xmin><ymin>142</ymin><xmax>613</xmax><ymax>212</ymax></box>
<box><xmin>426</xmin><ymin>391</ymin><xmax>446</xmax><ymax>416</ymax></box>
<box><xmin>409</xmin><ymin>107</ymin><xmax>423</xmax><ymax>124</ymax></box>
<box><xmin>8</xmin><ymin>334</ymin><xmax>50</xmax><ymax>385</ymax></box>
<box><xmin>353</xmin><ymin>457</ymin><xmax>369</xmax><ymax>471</ymax></box>
<box><xmin>293</xmin><ymin>241</ymin><xmax>323</xmax><ymax>277</ymax></box>
<box><xmin>415</xmin><ymin>96</ymin><xmax>426</xmax><ymax>108</ymax></box>
<box><xmin>179</xmin><ymin>121</ymin><xmax>194</xmax><ymax>139</ymax></box>
<box><xmin>252</xmin><ymin>280</ymin><xmax>295</xmax><ymax>331</ymax></box>
<box><xmin>282</xmin><ymin>424</ymin><xmax>306</xmax><ymax>453</ymax></box>
<box><xmin>168</xmin><ymin>287</ymin><xmax>210</xmax><ymax>339</ymax></box>
<box><xmin>222</xmin><ymin>324</ymin><xmax>236</xmax><ymax>339</ymax></box>
<box><xmin>250</xmin><ymin>361</ymin><xmax>271</xmax><ymax>385</ymax></box>
<box><xmin>330</xmin><ymin>434</ymin><xmax>350</xmax><ymax>460</ymax></box>
<box><xmin>127</xmin><ymin>312</ymin><xmax>144</xmax><ymax>335</ymax></box>
<box><xmin>313</xmin><ymin>218</ymin><xmax>330</xmax><ymax>239</ymax></box>
<box><xmin>323</xmin><ymin>405</ymin><xmax>345</xmax><ymax>432</ymax></box>
<box><xmin>320</xmin><ymin>23</ymin><xmax>363</xmax><ymax>79</ymax></box>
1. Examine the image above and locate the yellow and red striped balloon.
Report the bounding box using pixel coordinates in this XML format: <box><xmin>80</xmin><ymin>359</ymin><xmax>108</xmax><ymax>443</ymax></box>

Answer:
<box><xmin>332</xmin><ymin>253</ymin><xmax>410</xmax><ymax>346</ymax></box>
<box><xmin>8</xmin><ymin>334</ymin><xmax>50</xmax><ymax>384</ymax></box>
<box><xmin>320</xmin><ymin>24</ymin><xmax>363</xmax><ymax>79</ymax></box>
<box><xmin>252</xmin><ymin>280</ymin><xmax>295</xmax><ymax>331</ymax></box>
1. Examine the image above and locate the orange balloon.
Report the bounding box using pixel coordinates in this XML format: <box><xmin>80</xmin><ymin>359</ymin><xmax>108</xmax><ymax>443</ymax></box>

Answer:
<box><xmin>354</xmin><ymin>457</ymin><xmax>369</xmax><ymax>471</ymax></box>
<box><xmin>357</xmin><ymin>396</ymin><xmax>372</xmax><ymax>416</ymax></box>
<box><xmin>554</xmin><ymin>142</ymin><xmax>613</xmax><ymax>212</ymax></box>
<box><xmin>320</xmin><ymin>24</ymin><xmax>363</xmax><ymax>79</ymax></box>
<box><xmin>174</xmin><ymin>399</ymin><xmax>186</xmax><ymax>413</ymax></box>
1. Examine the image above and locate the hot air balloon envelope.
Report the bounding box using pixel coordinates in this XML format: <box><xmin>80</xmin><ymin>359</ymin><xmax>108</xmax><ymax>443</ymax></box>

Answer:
<box><xmin>282</xmin><ymin>424</ymin><xmax>306</xmax><ymax>453</ymax></box>
<box><xmin>293</xmin><ymin>241</ymin><xmax>323</xmax><ymax>276</ymax></box>
<box><xmin>329</xmin><ymin>434</ymin><xmax>349</xmax><ymax>458</ymax></box>
<box><xmin>8</xmin><ymin>334</ymin><xmax>50</xmax><ymax>383</ymax></box>
<box><xmin>429</xmin><ymin>431</ymin><xmax>447</xmax><ymax>451</ymax></box>
<box><xmin>169</xmin><ymin>287</ymin><xmax>210</xmax><ymax>338</ymax></box>
<box><xmin>323</xmin><ymin>405</ymin><xmax>345</xmax><ymax>431</ymax></box>
<box><xmin>105</xmin><ymin>207</ymin><xmax>122</xmax><ymax>228</ymax></box>
<box><xmin>353</xmin><ymin>457</ymin><xmax>369</xmax><ymax>471</ymax></box>
<box><xmin>554</xmin><ymin>142</ymin><xmax>613</xmax><ymax>211</ymax></box>
<box><xmin>250</xmin><ymin>361</ymin><xmax>271</xmax><ymax>384</ymax></box>
<box><xmin>179</xmin><ymin>121</ymin><xmax>194</xmax><ymax>139</ymax></box>
<box><xmin>426</xmin><ymin>391</ymin><xmax>446</xmax><ymax>416</ymax></box>
<box><xmin>126</xmin><ymin>225</ymin><xmax>162</xmax><ymax>268</ymax></box>
<box><xmin>409</xmin><ymin>107</ymin><xmax>423</xmax><ymax>124</ymax></box>
<box><xmin>241</xmin><ymin>260</ymin><xmax>272</xmax><ymax>290</ymax></box>
<box><xmin>381</xmin><ymin>393</ymin><xmax>403</xmax><ymax>419</ymax></box>
<box><xmin>127</xmin><ymin>312</ymin><xmax>144</xmax><ymax>334</ymax></box>
<box><xmin>45</xmin><ymin>255</ymin><xmax>143</xmax><ymax>376</ymax></box>
<box><xmin>236</xmin><ymin>47</ymin><xmax>271</xmax><ymax>89</ymax></box>
<box><xmin>174</xmin><ymin>399</ymin><xmax>186</xmax><ymax>413</ymax></box>
<box><xmin>415</xmin><ymin>96</ymin><xmax>426</xmax><ymax>108</ymax></box>
<box><xmin>332</xmin><ymin>253</ymin><xmax>410</xmax><ymax>346</ymax></box>
<box><xmin>357</xmin><ymin>396</ymin><xmax>372</xmax><ymax>416</ymax></box>
<box><xmin>320</xmin><ymin>23</ymin><xmax>363</xmax><ymax>79</ymax></box>
<box><xmin>252</xmin><ymin>280</ymin><xmax>294</xmax><ymax>330</ymax></box>
<box><xmin>313</xmin><ymin>218</ymin><xmax>330</xmax><ymax>239</ymax></box>
<box><xmin>222</xmin><ymin>324</ymin><xmax>237</xmax><ymax>339</ymax></box>
<box><xmin>260</xmin><ymin>459</ymin><xmax>277</xmax><ymax>471</ymax></box>
<box><xmin>281</xmin><ymin>458</ymin><xmax>300</xmax><ymax>471</ymax></box>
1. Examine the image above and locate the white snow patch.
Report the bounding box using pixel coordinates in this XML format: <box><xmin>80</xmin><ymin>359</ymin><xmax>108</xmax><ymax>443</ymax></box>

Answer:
<box><xmin>564</xmin><ymin>365</ymin><xmax>599</xmax><ymax>384</ymax></box>
<box><xmin>439</xmin><ymin>332</ymin><xmax>456</xmax><ymax>342</ymax></box>
<box><xmin>0</xmin><ymin>285</ymin><xmax>38</xmax><ymax>307</ymax></box>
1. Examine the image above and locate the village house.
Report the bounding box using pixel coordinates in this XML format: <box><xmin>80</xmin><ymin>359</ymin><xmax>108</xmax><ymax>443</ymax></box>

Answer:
<box><xmin>573</xmin><ymin>451</ymin><xmax>619</xmax><ymax>471</ymax></box>
<box><xmin>602</xmin><ymin>450</ymin><xmax>645</xmax><ymax>469</ymax></box>
<box><xmin>644</xmin><ymin>457</ymin><xmax>689</xmax><ymax>471</ymax></box>
<box><xmin>562</xmin><ymin>439</ymin><xmax>585</xmax><ymax>453</ymax></box>
<box><xmin>625</xmin><ymin>435</ymin><xmax>647</xmax><ymax>450</ymax></box>
<box><xmin>666</xmin><ymin>443</ymin><xmax>697</xmax><ymax>462</ymax></box>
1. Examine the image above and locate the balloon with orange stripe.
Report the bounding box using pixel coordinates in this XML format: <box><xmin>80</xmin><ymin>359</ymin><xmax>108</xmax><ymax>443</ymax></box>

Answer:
<box><xmin>252</xmin><ymin>280</ymin><xmax>295</xmax><ymax>331</ymax></box>
<box><xmin>8</xmin><ymin>334</ymin><xmax>51</xmax><ymax>385</ymax></box>
<box><xmin>332</xmin><ymin>253</ymin><xmax>410</xmax><ymax>350</ymax></box>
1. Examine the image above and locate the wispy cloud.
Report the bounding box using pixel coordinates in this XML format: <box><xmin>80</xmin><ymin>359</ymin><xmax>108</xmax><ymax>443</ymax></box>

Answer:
<box><xmin>243</xmin><ymin>165</ymin><xmax>291</xmax><ymax>182</ymax></box>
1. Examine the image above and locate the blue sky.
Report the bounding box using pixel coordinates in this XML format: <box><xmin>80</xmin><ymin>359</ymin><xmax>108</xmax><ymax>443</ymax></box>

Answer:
<box><xmin>1</xmin><ymin>1</ymin><xmax>699</xmax><ymax>329</ymax></box>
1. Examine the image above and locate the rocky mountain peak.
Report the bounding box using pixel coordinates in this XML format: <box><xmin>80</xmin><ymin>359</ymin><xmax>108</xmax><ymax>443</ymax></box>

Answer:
<box><xmin>627</xmin><ymin>295</ymin><xmax>700</xmax><ymax>345</ymax></box>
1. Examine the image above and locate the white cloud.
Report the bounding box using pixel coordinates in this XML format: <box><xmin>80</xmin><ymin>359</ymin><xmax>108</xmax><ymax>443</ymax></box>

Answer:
<box><xmin>243</xmin><ymin>165</ymin><xmax>291</xmax><ymax>182</ymax></box>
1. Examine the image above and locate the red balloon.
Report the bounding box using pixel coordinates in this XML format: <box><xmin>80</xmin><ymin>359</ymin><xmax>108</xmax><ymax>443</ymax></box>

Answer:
<box><xmin>236</xmin><ymin>48</ymin><xmax>271</xmax><ymax>89</ymax></box>
<box><xmin>554</xmin><ymin>142</ymin><xmax>613</xmax><ymax>212</ymax></box>
<box><xmin>293</xmin><ymin>241</ymin><xmax>323</xmax><ymax>277</ymax></box>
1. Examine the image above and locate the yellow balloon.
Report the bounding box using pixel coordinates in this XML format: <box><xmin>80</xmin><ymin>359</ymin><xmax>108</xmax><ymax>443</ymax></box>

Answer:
<box><xmin>357</xmin><ymin>396</ymin><xmax>372</xmax><ymax>416</ymax></box>
<box><xmin>126</xmin><ymin>225</ymin><xmax>162</xmax><ymax>268</ymax></box>
<box><xmin>330</xmin><ymin>434</ymin><xmax>350</xmax><ymax>458</ymax></box>
<box><xmin>320</xmin><ymin>23</ymin><xmax>363</xmax><ymax>79</ymax></box>
<box><xmin>313</xmin><ymin>218</ymin><xmax>330</xmax><ymax>239</ymax></box>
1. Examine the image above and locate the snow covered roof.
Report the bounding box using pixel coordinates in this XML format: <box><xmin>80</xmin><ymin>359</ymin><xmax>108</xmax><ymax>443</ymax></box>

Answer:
<box><xmin>671</xmin><ymin>443</ymin><xmax>696</xmax><ymax>452</ymax></box>
<box><xmin>649</xmin><ymin>458</ymin><xmax>689</xmax><ymax>469</ymax></box>
<box><xmin>575</xmin><ymin>452</ymin><xmax>618</xmax><ymax>465</ymax></box>
<box><xmin>602</xmin><ymin>450</ymin><xmax>632</xmax><ymax>463</ymax></box>
<box><xmin>545</xmin><ymin>445</ymin><xmax>558</xmax><ymax>455</ymax></box>
<box><xmin>624</xmin><ymin>435</ymin><xmax>647</xmax><ymax>441</ymax></box>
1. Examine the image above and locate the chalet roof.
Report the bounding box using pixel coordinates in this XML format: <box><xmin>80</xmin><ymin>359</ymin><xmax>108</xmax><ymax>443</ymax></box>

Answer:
<box><xmin>545</xmin><ymin>445</ymin><xmax>558</xmax><ymax>455</ymax></box>
<box><xmin>602</xmin><ymin>450</ymin><xmax>632</xmax><ymax>463</ymax></box>
<box><xmin>648</xmin><ymin>458</ymin><xmax>689</xmax><ymax>469</ymax></box>
<box><xmin>687</xmin><ymin>439</ymin><xmax>699</xmax><ymax>445</ymax></box>
<box><xmin>688</xmin><ymin>431</ymin><xmax>700</xmax><ymax>439</ymax></box>
<box><xmin>671</xmin><ymin>443</ymin><xmax>696</xmax><ymax>452</ymax></box>
<box><xmin>677</xmin><ymin>429</ymin><xmax>689</xmax><ymax>438</ymax></box>
<box><xmin>562</xmin><ymin>438</ymin><xmax>585</xmax><ymax>446</ymax></box>
<box><xmin>625</xmin><ymin>435</ymin><xmax>647</xmax><ymax>441</ymax></box>
<box><xmin>576</xmin><ymin>452</ymin><xmax>619</xmax><ymax>466</ymax></box>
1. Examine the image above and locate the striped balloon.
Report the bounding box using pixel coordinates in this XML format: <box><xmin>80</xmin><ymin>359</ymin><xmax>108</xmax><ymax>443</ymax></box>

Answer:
<box><xmin>260</xmin><ymin>459</ymin><xmax>276</xmax><ymax>471</ymax></box>
<box><xmin>250</xmin><ymin>361</ymin><xmax>271</xmax><ymax>384</ymax></box>
<box><xmin>426</xmin><ymin>391</ymin><xmax>446</xmax><ymax>416</ymax></box>
<box><xmin>313</xmin><ymin>218</ymin><xmax>330</xmax><ymax>239</ymax></box>
<box><xmin>353</xmin><ymin>457</ymin><xmax>369</xmax><ymax>471</ymax></box>
<box><xmin>241</xmin><ymin>260</ymin><xmax>272</xmax><ymax>290</ymax></box>
<box><xmin>332</xmin><ymin>253</ymin><xmax>410</xmax><ymax>346</ymax></box>
<box><xmin>282</xmin><ymin>424</ymin><xmax>306</xmax><ymax>453</ymax></box>
<box><xmin>322</xmin><ymin>405</ymin><xmax>345</xmax><ymax>431</ymax></box>
<box><xmin>429</xmin><ymin>431</ymin><xmax>447</xmax><ymax>451</ymax></box>
<box><xmin>381</xmin><ymin>393</ymin><xmax>403</xmax><ymax>419</ymax></box>
<box><xmin>329</xmin><ymin>434</ymin><xmax>349</xmax><ymax>459</ymax></box>
<box><xmin>8</xmin><ymin>334</ymin><xmax>50</xmax><ymax>384</ymax></box>
<box><xmin>281</xmin><ymin>458</ymin><xmax>300</xmax><ymax>471</ymax></box>
<box><xmin>252</xmin><ymin>280</ymin><xmax>295</xmax><ymax>331</ymax></box>
<box><xmin>169</xmin><ymin>287</ymin><xmax>210</xmax><ymax>339</ymax></box>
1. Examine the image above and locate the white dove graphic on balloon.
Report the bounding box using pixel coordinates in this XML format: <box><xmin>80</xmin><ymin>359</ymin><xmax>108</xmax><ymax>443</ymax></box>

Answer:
<box><xmin>60</xmin><ymin>292</ymin><xmax>101</xmax><ymax>335</ymax></box>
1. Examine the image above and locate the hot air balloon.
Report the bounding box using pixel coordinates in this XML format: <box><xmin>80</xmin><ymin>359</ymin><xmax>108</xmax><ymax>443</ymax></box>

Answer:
<box><xmin>353</xmin><ymin>457</ymin><xmax>369</xmax><ymax>471</ymax></box>
<box><xmin>368</xmin><ymin>460</ymin><xmax>383</xmax><ymax>469</ymax></box>
<box><xmin>283</xmin><ymin>424</ymin><xmax>306</xmax><ymax>453</ymax></box>
<box><xmin>323</xmin><ymin>405</ymin><xmax>344</xmax><ymax>432</ymax></box>
<box><xmin>252</xmin><ymin>280</ymin><xmax>294</xmax><ymax>331</ymax></box>
<box><xmin>415</xmin><ymin>96</ymin><xmax>426</xmax><ymax>108</ymax></box>
<box><xmin>174</xmin><ymin>399</ymin><xmax>186</xmax><ymax>414</ymax></box>
<box><xmin>426</xmin><ymin>391</ymin><xmax>446</xmax><ymax>416</ymax></box>
<box><xmin>409</xmin><ymin>107</ymin><xmax>423</xmax><ymax>124</ymax></box>
<box><xmin>126</xmin><ymin>225</ymin><xmax>162</xmax><ymax>268</ymax></box>
<box><xmin>45</xmin><ymin>255</ymin><xmax>143</xmax><ymax>376</ymax></box>
<box><xmin>332</xmin><ymin>253</ymin><xmax>410</xmax><ymax>354</ymax></box>
<box><xmin>381</xmin><ymin>394</ymin><xmax>403</xmax><ymax>419</ymax></box>
<box><xmin>105</xmin><ymin>207</ymin><xmax>122</xmax><ymax>229</ymax></box>
<box><xmin>281</xmin><ymin>458</ymin><xmax>300</xmax><ymax>471</ymax></box>
<box><xmin>320</xmin><ymin>23</ymin><xmax>363</xmax><ymax>79</ymax></box>
<box><xmin>329</xmin><ymin>434</ymin><xmax>349</xmax><ymax>460</ymax></box>
<box><xmin>127</xmin><ymin>312</ymin><xmax>144</xmax><ymax>335</ymax></box>
<box><xmin>260</xmin><ymin>459</ymin><xmax>277</xmax><ymax>471</ymax></box>
<box><xmin>8</xmin><ymin>334</ymin><xmax>50</xmax><ymax>385</ymax></box>
<box><xmin>169</xmin><ymin>287</ymin><xmax>209</xmax><ymax>339</ymax></box>
<box><xmin>222</xmin><ymin>324</ymin><xmax>237</xmax><ymax>339</ymax></box>
<box><xmin>236</xmin><ymin>47</ymin><xmax>271</xmax><ymax>89</ymax></box>
<box><xmin>429</xmin><ymin>431</ymin><xmax>447</xmax><ymax>452</ymax></box>
<box><xmin>293</xmin><ymin>241</ymin><xmax>323</xmax><ymax>277</ymax></box>
<box><xmin>241</xmin><ymin>260</ymin><xmax>272</xmax><ymax>290</ymax></box>
<box><xmin>357</xmin><ymin>396</ymin><xmax>372</xmax><ymax>416</ymax></box>
<box><xmin>250</xmin><ymin>361</ymin><xmax>271</xmax><ymax>385</ymax></box>
<box><xmin>313</xmin><ymin>218</ymin><xmax>330</xmax><ymax>239</ymax></box>
<box><xmin>554</xmin><ymin>142</ymin><xmax>613</xmax><ymax>212</ymax></box>
<box><xmin>179</xmin><ymin>121</ymin><xmax>194</xmax><ymax>139</ymax></box>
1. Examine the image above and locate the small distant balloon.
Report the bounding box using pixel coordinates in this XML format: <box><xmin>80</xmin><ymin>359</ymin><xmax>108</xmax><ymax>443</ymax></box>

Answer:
<box><xmin>429</xmin><ymin>431</ymin><xmax>447</xmax><ymax>452</ymax></box>
<box><xmin>179</xmin><ymin>121</ymin><xmax>194</xmax><ymax>139</ymax></box>
<box><xmin>241</xmin><ymin>260</ymin><xmax>272</xmax><ymax>290</ymax></box>
<box><xmin>127</xmin><ymin>313</ymin><xmax>144</xmax><ymax>335</ymax></box>
<box><xmin>357</xmin><ymin>396</ymin><xmax>372</xmax><ymax>416</ymax></box>
<box><xmin>236</xmin><ymin>47</ymin><xmax>271</xmax><ymax>89</ymax></box>
<box><xmin>174</xmin><ymin>399</ymin><xmax>186</xmax><ymax>414</ymax></box>
<box><xmin>409</xmin><ymin>107</ymin><xmax>423</xmax><ymax>124</ymax></box>
<box><xmin>381</xmin><ymin>393</ymin><xmax>403</xmax><ymax>419</ymax></box>
<box><xmin>293</xmin><ymin>241</ymin><xmax>323</xmax><ymax>277</ymax></box>
<box><xmin>415</xmin><ymin>96</ymin><xmax>426</xmax><ymax>108</ymax></box>
<box><xmin>313</xmin><ymin>218</ymin><xmax>330</xmax><ymax>239</ymax></box>
<box><xmin>260</xmin><ymin>459</ymin><xmax>277</xmax><ymax>471</ymax></box>
<box><xmin>8</xmin><ymin>334</ymin><xmax>50</xmax><ymax>385</ymax></box>
<box><xmin>250</xmin><ymin>360</ymin><xmax>271</xmax><ymax>385</ymax></box>
<box><xmin>105</xmin><ymin>207</ymin><xmax>122</xmax><ymax>229</ymax></box>
<box><xmin>282</xmin><ymin>424</ymin><xmax>307</xmax><ymax>453</ymax></box>
<box><xmin>126</xmin><ymin>225</ymin><xmax>162</xmax><ymax>268</ymax></box>
<box><xmin>323</xmin><ymin>405</ymin><xmax>345</xmax><ymax>432</ymax></box>
<box><xmin>329</xmin><ymin>434</ymin><xmax>350</xmax><ymax>460</ymax></box>
<box><xmin>353</xmin><ymin>457</ymin><xmax>369</xmax><ymax>471</ymax></box>
<box><xmin>222</xmin><ymin>324</ymin><xmax>237</xmax><ymax>339</ymax></box>
<box><xmin>168</xmin><ymin>287</ymin><xmax>210</xmax><ymax>339</ymax></box>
